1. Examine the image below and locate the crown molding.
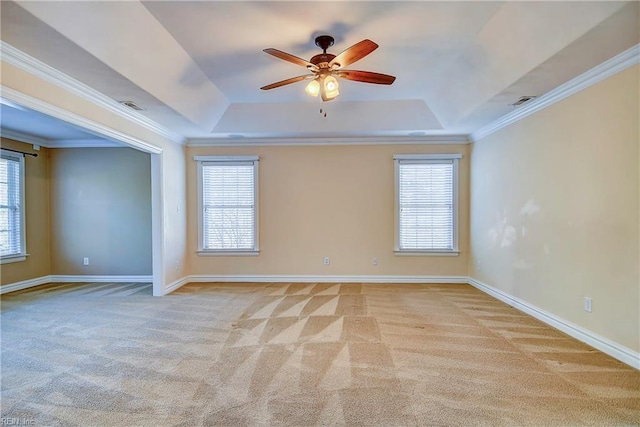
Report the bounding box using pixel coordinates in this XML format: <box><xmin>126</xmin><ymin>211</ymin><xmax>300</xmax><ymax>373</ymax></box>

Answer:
<box><xmin>470</xmin><ymin>43</ymin><xmax>640</xmax><ymax>142</ymax></box>
<box><xmin>1</xmin><ymin>86</ymin><xmax>163</xmax><ymax>154</ymax></box>
<box><xmin>186</xmin><ymin>134</ymin><xmax>470</xmax><ymax>147</ymax></box>
<box><xmin>0</xmin><ymin>41</ymin><xmax>185</xmax><ymax>145</ymax></box>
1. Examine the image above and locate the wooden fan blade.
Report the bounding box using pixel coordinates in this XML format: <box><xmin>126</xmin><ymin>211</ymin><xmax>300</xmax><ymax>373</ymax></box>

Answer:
<box><xmin>329</xmin><ymin>39</ymin><xmax>378</xmax><ymax>69</ymax></box>
<box><xmin>261</xmin><ymin>74</ymin><xmax>315</xmax><ymax>90</ymax></box>
<box><xmin>263</xmin><ymin>48</ymin><xmax>316</xmax><ymax>70</ymax></box>
<box><xmin>336</xmin><ymin>70</ymin><xmax>396</xmax><ymax>85</ymax></box>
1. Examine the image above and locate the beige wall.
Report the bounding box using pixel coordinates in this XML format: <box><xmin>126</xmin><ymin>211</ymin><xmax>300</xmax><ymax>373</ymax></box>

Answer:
<box><xmin>187</xmin><ymin>144</ymin><xmax>470</xmax><ymax>277</ymax></box>
<box><xmin>49</xmin><ymin>147</ymin><xmax>152</xmax><ymax>275</ymax></box>
<box><xmin>0</xmin><ymin>138</ymin><xmax>51</xmax><ymax>285</ymax></box>
<box><xmin>469</xmin><ymin>65</ymin><xmax>639</xmax><ymax>352</ymax></box>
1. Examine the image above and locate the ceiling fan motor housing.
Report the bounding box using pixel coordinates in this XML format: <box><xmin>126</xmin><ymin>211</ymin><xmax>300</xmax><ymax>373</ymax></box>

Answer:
<box><xmin>310</xmin><ymin>53</ymin><xmax>337</xmax><ymax>68</ymax></box>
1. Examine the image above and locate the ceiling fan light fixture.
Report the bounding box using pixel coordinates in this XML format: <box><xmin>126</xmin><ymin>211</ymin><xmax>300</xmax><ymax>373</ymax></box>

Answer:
<box><xmin>305</xmin><ymin>78</ymin><xmax>320</xmax><ymax>97</ymax></box>
<box><xmin>322</xmin><ymin>75</ymin><xmax>340</xmax><ymax>101</ymax></box>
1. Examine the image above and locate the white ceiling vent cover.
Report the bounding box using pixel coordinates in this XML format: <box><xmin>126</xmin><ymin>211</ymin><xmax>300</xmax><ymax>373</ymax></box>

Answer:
<box><xmin>511</xmin><ymin>96</ymin><xmax>537</xmax><ymax>107</ymax></box>
<box><xmin>118</xmin><ymin>100</ymin><xmax>144</xmax><ymax>111</ymax></box>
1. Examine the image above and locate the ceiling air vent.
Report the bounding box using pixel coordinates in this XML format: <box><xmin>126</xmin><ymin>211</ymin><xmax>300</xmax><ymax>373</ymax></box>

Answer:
<box><xmin>510</xmin><ymin>96</ymin><xmax>537</xmax><ymax>107</ymax></box>
<box><xmin>118</xmin><ymin>100</ymin><xmax>144</xmax><ymax>111</ymax></box>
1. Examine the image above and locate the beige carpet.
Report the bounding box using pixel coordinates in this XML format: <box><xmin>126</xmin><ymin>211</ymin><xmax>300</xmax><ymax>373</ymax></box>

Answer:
<box><xmin>1</xmin><ymin>282</ymin><xmax>638</xmax><ymax>426</ymax></box>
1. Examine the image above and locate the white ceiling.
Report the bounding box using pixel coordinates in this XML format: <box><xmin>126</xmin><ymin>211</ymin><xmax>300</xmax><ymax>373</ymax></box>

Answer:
<box><xmin>1</xmin><ymin>1</ymin><xmax>638</xmax><ymax>144</ymax></box>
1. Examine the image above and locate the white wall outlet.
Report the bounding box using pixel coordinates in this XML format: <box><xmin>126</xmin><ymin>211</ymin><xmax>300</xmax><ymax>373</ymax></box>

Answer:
<box><xmin>372</xmin><ymin>257</ymin><xmax>378</xmax><ymax>266</ymax></box>
<box><xmin>584</xmin><ymin>297</ymin><xmax>592</xmax><ymax>313</ymax></box>
<box><xmin>83</xmin><ymin>257</ymin><xmax>89</xmax><ymax>266</ymax></box>
<box><xmin>323</xmin><ymin>257</ymin><xmax>330</xmax><ymax>266</ymax></box>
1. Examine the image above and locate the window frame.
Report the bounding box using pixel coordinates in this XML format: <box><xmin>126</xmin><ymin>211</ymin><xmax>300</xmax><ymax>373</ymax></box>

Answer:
<box><xmin>195</xmin><ymin>155</ymin><xmax>259</xmax><ymax>256</ymax></box>
<box><xmin>0</xmin><ymin>149</ymin><xmax>27</xmax><ymax>264</ymax></box>
<box><xmin>394</xmin><ymin>153</ymin><xmax>461</xmax><ymax>256</ymax></box>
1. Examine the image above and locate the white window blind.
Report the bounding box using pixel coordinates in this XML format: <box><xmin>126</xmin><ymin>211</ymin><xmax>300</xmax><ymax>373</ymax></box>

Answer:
<box><xmin>0</xmin><ymin>151</ymin><xmax>25</xmax><ymax>258</ymax></box>
<box><xmin>395</xmin><ymin>155</ymin><xmax>459</xmax><ymax>253</ymax></box>
<box><xmin>198</xmin><ymin>157</ymin><xmax>258</xmax><ymax>252</ymax></box>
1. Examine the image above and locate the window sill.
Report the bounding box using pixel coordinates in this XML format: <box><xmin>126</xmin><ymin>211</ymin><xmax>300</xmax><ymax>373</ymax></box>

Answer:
<box><xmin>394</xmin><ymin>250</ymin><xmax>459</xmax><ymax>257</ymax></box>
<box><xmin>197</xmin><ymin>250</ymin><xmax>260</xmax><ymax>257</ymax></box>
<box><xmin>0</xmin><ymin>254</ymin><xmax>28</xmax><ymax>264</ymax></box>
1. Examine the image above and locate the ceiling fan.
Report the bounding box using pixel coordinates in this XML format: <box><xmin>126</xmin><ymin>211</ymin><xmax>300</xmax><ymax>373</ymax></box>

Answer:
<box><xmin>261</xmin><ymin>35</ymin><xmax>396</xmax><ymax>102</ymax></box>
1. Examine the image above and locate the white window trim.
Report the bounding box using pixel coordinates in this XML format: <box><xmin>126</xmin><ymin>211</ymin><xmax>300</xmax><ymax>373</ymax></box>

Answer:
<box><xmin>0</xmin><ymin>254</ymin><xmax>28</xmax><ymax>264</ymax></box>
<box><xmin>195</xmin><ymin>155</ymin><xmax>260</xmax><ymax>256</ymax></box>
<box><xmin>0</xmin><ymin>149</ymin><xmax>26</xmax><ymax>262</ymax></box>
<box><xmin>394</xmin><ymin>153</ymin><xmax>461</xmax><ymax>256</ymax></box>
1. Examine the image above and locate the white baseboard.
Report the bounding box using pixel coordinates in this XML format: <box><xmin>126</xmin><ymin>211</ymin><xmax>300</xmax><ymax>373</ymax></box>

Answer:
<box><xmin>468</xmin><ymin>277</ymin><xmax>640</xmax><ymax>370</ymax></box>
<box><xmin>185</xmin><ymin>274</ymin><xmax>468</xmax><ymax>284</ymax></box>
<box><xmin>1</xmin><ymin>275</ymin><xmax>152</xmax><ymax>295</ymax></box>
<box><xmin>163</xmin><ymin>276</ymin><xmax>190</xmax><ymax>295</ymax></box>
<box><xmin>0</xmin><ymin>275</ymin><xmax>52</xmax><ymax>294</ymax></box>
<box><xmin>50</xmin><ymin>275</ymin><xmax>152</xmax><ymax>283</ymax></box>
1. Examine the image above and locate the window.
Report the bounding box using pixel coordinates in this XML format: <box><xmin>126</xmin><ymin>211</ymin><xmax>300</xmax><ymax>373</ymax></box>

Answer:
<box><xmin>0</xmin><ymin>149</ymin><xmax>26</xmax><ymax>263</ymax></box>
<box><xmin>196</xmin><ymin>156</ymin><xmax>259</xmax><ymax>255</ymax></box>
<box><xmin>394</xmin><ymin>154</ymin><xmax>461</xmax><ymax>255</ymax></box>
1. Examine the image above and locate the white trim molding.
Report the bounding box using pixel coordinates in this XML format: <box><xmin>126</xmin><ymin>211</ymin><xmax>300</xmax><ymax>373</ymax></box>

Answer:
<box><xmin>468</xmin><ymin>277</ymin><xmax>640</xmax><ymax>370</ymax></box>
<box><xmin>393</xmin><ymin>153</ymin><xmax>463</xmax><ymax>161</ymax></box>
<box><xmin>0</xmin><ymin>275</ymin><xmax>51</xmax><ymax>294</ymax></box>
<box><xmin>394</xmin><ymin>154</ymin><xmax>460</xmax><ymax>255</ymax></box>
<box><xmin>187</xmin><ymin>275</ymin><xmax>468</xmax><ymax>284</ymax></box>
<box><xmin>163</xmin><ymin>276</ymin><xmax>190</xmax><ymax>295</ymax></box>
<box><xmin>0</xmin><ymin>87</ymin><xmax>163</xmax><ymax>155</ymax></box>
<box><xmin>49</xmin><ymin>275</ymin><xmax>152</xmax><ymax>283</ymax></box>
<box><xmin>1</xmin><ymin>41</ymin><xmax>185</xmax><ymax>145</ymax></box>
<box><xmin>471</xmin><ymin>43</ymin><xmax>640</xmax><ymax>142</ymax></box>
<box><xmin>196</xmin><ymin>156</ymin><xmax>260</xmax><ymax>254</ymax></box>
<box><xmin>0</xmin><ymin>255</ymin><xmax>27</xmax><ymax>264</ymax></box>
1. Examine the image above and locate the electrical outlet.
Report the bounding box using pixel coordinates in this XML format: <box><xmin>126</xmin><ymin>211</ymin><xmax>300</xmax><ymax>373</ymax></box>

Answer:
<box><xmin>323</xmin><ymin>257</ymin><xmax>330</xmax><ymax>266</ymax></box>
<box><xmin>584</xmin><ymin>297</ymin><xmax>592</xmax><ymax>313</ymax></box>
<box><xmin>83</xmin><ymin>257</ymin><xmax>89</xmax><ymax>266</ymax></box>
<box><xmin>372</xmin><ymin>257</ymin><xmax>378</xmax><ymax>266</ymax></box>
